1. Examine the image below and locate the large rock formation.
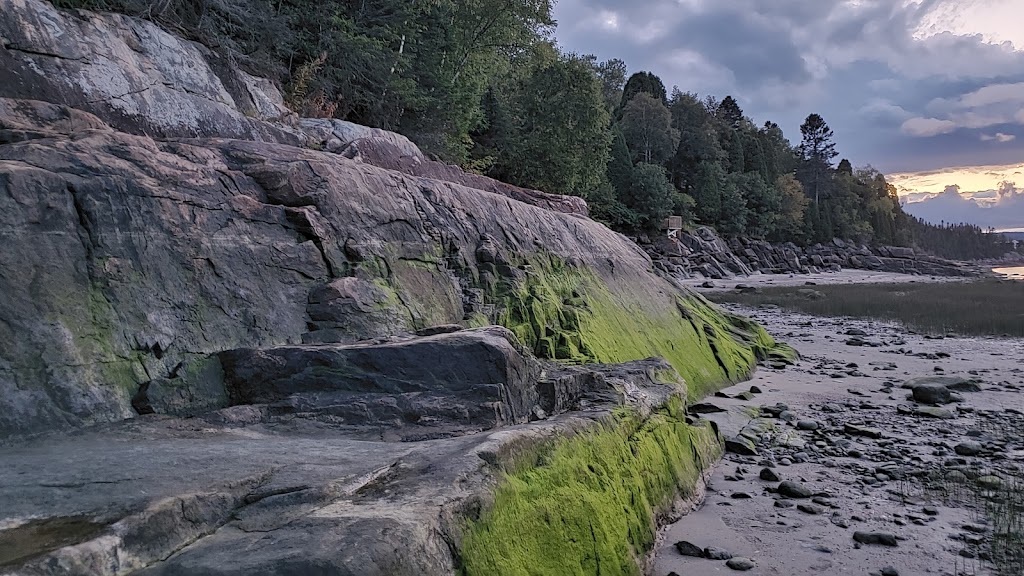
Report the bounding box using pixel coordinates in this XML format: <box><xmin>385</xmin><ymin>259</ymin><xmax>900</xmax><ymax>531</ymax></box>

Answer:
<box><xmin>0</xmin><ymin>1</ymin><xmax>782</xmax><ymax>574</ymax></box>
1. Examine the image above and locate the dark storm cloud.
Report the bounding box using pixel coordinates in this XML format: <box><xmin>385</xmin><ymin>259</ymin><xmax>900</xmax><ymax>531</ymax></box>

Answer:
<box><xmin>552</xmin><ymin>0</ymin><xmax>1024</xmax><ymax>174</ymax></box>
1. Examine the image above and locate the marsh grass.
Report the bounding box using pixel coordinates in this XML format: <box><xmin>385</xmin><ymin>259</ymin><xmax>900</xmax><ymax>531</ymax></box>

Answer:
<box><xmin>709</xmin><ymin>280</ymin><xmax>1024</xmax><ymax>337</ymax></box>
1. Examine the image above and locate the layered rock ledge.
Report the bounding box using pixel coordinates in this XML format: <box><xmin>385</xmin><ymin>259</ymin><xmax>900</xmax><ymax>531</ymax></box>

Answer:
<box><xmin>0</xmin><ymin>1</ymin><xmax>788</xmax><ymax>573</ymax></box>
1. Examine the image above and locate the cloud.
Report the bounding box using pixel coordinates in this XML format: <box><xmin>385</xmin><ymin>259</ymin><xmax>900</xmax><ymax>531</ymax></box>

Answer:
<box><xmin>553</xmin><ymin>0</ymin><xmax>1024</xmax><ymax>172</ymax></box>
<box><xmin>981</xmin><ymin>132</ymin><xmax>1017</xmax><ymax>142</ymax></box>
<box><xmin>903</xmin><ymin>184</ymin><xmax>1024</xmax><ymax>229</ymax></box>
<box><xmin>901</xmin><ymin>117</ymin><xmax>958</xmax><ymax>137</ymax></box>
<box><xmin>894</xmin><ymin>162</ymin><xmax>1024</xmax><ymax>228</ymax></box>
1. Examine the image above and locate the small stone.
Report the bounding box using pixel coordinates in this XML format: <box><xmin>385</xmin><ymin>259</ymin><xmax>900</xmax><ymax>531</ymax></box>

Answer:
<box><xmin>689</xmin><ymin>402</ymin><xmax>727</xmax><ymax>414</ymax></box>
<box><xmin>725</xmin><ymin>436</ymin><xmax>758</xmax><ymax>456</ymax></box>
<box><xmin>881</xmin><ymin>568</ymin><xmax>899</xmax><ymax>576</ymax></box>
<box><xmin>777</xmin><ymin>481</ymin><xmax>813</xmax><ymax>498</ymax></box>
<box><xmin>704</xmin><ymin>547</ymin><xmax>733</xmax><ymax>560</ymax></box>
<box><xmin>913</xmin><ymin>406</ymin><xmax>954</xmax><ymax>419</ymax></box>
<box><xmin>759</xmin><ymin>467</ymin><xmax>780</xmax><ymax>482</ymax></box>
<box><xmin>830</xmin><ymin>516</ymin><xmax>850</xmax><ymax>529</ymax></box>
<box><xmin>911</xmin><ymin>383</ymin><xmax>952</xmax><ymax>405</ymax></box>
<box><xmin>853</xmin><ymin>531</ymin><xmax>898</xmax><ymax>547</ymax></box>
<box><xmin>726</xmin><ymin>557</ymin><xmax>755</xmax><ymax>571</ymax></box>
<box><xmin>798</xmin><ymin>503</ymin><xmax>824</xmax><ymax>515</ymax></box>
<box><xmin>954</xmin><ymin>441</ymin><xmax>982</xmax><ymax>456</ymax></box>
<box><xmin>844</xmin><ymin>423</ymin><xmax>883</xmax><ymax>439</ymax></box>
<box><xmin>797</xmin><ymin>420</ymin><xmax>820</xmax><ymax>431</ymax></box>
<box><xmin>674</xmin><ymin>540</ymin><xmax>705</xmax><ymax>558</ymax></box>
<box><xmin>749</xmin><ymin>385</ymin><xmax>763</xmax><ymax>394</ymax></box>
<box><xmin>731</xmin><ymin>492</ymin><xmax>753</xmax><ymax>499</ymax></box>
<box><xmin>977</xmin><ymin>475</ymin><xmax>1003</xmax><ymax>490</ymax></box>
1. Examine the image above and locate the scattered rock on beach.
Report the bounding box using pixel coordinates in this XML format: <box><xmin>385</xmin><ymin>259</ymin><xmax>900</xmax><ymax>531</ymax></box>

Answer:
<box><xmin>674</xmin><ymin>541</ymin><xmax>705</xmax><ymax>557</ymax></box>
<box><xmin>954</xmin><ymin>441</ymin><xmax>983</xmax><ymax>456</ymax></box>
<box><xmin>704</xmin><ymin>547</ymin><xmax>733</xmax><ymax>560</ymax></box>
<box><xmin>777</xmin><ymin>481</ymin><xmax>813</xmax><ymax>498</ymax></box>
<box><xmin>853</xmin><ymin>531</ymin><xmax>898</xmax><ymax>547</ymax></box>
<box><xmin>911</xmin><ymin>383</ymin><xmax>953</xmax><ymax>405</ymax></box>
<box><xmin>726</xmin><ymin>557</ymin><xmax>755</xmax><ymax>571</ymax></box>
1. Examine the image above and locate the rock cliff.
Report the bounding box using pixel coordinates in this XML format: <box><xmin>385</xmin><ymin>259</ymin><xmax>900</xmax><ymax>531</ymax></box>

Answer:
<box><xmin>0</xmin><ymin>1</ymin><xmax>786</xmax><ymax>574</ymax></box>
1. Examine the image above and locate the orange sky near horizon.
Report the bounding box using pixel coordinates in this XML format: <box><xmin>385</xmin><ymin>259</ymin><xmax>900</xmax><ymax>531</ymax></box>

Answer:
<box><xmin>886</xmin><ymin>162</ymin><xmax>1024</xmax><ymax>199</ymax></box>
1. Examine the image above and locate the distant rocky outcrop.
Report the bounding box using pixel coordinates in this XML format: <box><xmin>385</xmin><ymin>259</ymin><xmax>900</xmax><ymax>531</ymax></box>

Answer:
<box><xmin>645</xmin><ymin>227</ymin><xmax>987</xmax><ymax>281</ymax></box>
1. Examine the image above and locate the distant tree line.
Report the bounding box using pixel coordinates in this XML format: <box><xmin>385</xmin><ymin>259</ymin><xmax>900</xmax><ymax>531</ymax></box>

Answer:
<box><xmin>53</xmin><ymin>0</ymin><xmax>1021</xmax><ymax>259</ymax></box>
<box><xmin>903</xmin><ymin>219</ymin><xmax>1017</xmax><ymax>260</ymax></box>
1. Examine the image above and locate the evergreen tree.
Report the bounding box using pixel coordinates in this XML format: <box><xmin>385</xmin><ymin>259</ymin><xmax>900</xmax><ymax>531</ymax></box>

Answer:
<box><xmin>619</xmin><ymin>71</ymin><xmax>668</xmax><ymax>109</ymax></box>
<box><xmin>715</xmin><ymin>96</ymin><xmax>744</xmax><ymax>128</ymax></box>
<box><xmin>797</xmin><ymin>113</ymin><xmax>839</xmax><ymax>205</ymax></box>
<box><xmin>692</xmin><ymin>161</ymin><xmax>724</xmax><ymax>225</ymax></box>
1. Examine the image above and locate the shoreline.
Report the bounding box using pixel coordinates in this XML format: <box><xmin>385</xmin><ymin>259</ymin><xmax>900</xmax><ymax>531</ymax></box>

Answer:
<box><xmin>680</xmin><ymin>269</ymin><xmax>976</xmax><ymax>291</ymax></box>
<box><xmin>653</xmin><ymin>303</ymin><xmax>1024</xmax><ymax>575</ymax></box>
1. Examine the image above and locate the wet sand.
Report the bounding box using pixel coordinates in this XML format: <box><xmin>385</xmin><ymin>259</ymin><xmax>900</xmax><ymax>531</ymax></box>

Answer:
<box><xmin>653</xmin><ymin>302</ymin><xmax>1024</xmax><ymax>576</ymax></box>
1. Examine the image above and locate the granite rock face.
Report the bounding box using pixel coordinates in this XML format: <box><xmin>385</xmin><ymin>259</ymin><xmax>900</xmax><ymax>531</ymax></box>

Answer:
<box><xmin>218</xmin><ymin>327</ymin><xmax>544</xmax><ymax>433</ymax></box>
<box><xmin>0</xmin><ymin>0</ymin><xmax>299</xmax><ymax>143</ymax></box>
<box><xmin>0</xmin><ymin>2</ymin><xmax>775</xmax><ymax>574</ymax></box>
<box><xmin>0</xmin><ymin>0</ymin><xmax>773</xmax><ymax>440</ymax></box>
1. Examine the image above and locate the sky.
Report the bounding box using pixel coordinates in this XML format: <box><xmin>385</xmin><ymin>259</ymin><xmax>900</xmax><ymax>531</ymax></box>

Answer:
<box><xmin>551</xmin><ymin>0</ymin><xmax>1024</xmax><ymax>226</ymax></box>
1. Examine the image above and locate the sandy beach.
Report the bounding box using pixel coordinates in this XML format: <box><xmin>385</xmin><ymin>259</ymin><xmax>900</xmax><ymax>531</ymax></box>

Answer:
<box><xmin>653</xmin><ymin>277</ymin><xmax>1024</xmax><ymax>576</ymax></box>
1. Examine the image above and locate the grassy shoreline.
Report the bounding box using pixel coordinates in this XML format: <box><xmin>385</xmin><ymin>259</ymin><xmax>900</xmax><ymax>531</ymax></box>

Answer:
<box><xmin>708</xmin><ymin>279</ymin><xmax>1024</xmax><ymax>338</ymax></box>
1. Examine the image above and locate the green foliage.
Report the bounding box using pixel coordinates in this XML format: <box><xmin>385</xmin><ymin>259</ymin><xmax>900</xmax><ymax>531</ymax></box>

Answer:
<box><xmin>692</xmin><ymin>161</ymin><xmax>724</xmax><ymax>225</ymax></box>
<box><xmin>715</xmin><ymin>96</ymin><xmax>744</xmax><ymax>128</ymax></box>
<box><xmin>587</xmin><ymin>57</ymin><xmax>628</xmax><ymax>114</ymax></box>
<box><xmin>619</xmin><ymin>93</ymin><xmax>679</xmax><ymax>165</ymax></box>
<box><xmin>485</xmin><ymin>49</ymin><xmax>612</xmax><ymax>199</ymax></box>
<box><xmin>620</xmin><ymin>71</ymin><xmax>668</xmax><ymax>109</ymax></box>
<box><xmin>730</xmin><ymin>172</ymin><xmax>777</xmax><ymax>237</ymax></box>
<box><xmin>461</xmin><ymin>400</ymin><xmax>722</xmax><ymax>576</ymax></box>
<box><xmin>770</xmin><ymin>174</ymin><xmax>809</xmax><ymax>242</ymax></box>
<box><xmin>625</xmin><ymin>163</ymin><xmax>676</xmax><ymax>232</ymax></box>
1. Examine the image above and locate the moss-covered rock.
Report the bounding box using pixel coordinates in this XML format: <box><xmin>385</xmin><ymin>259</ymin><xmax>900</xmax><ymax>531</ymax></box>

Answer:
<box><xmin>488</xmin><ymin>255</ymin><xmax>778</xmax><ymax>399</ymax></box>
<box><xmin>460</xmin><ymin>397</ymin><xmax>721</xmax><ymax>576</ymax></box>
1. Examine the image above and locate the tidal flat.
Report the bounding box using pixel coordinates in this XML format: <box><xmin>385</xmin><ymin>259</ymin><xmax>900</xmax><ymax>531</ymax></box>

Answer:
<box><xmin>654</xmin><ymin>276</ymin><xmax>1024</xmax><ymax>576</ymax></box>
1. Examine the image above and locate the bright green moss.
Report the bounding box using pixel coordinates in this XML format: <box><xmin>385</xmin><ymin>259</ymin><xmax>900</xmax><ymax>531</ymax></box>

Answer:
<box><xmin>461</xmin><ymin>397</ymin><xmax>722</xmax><ymax>576</ymax></box>
<box><xmin>489</xmin><ymin>256</ymin><xmax>777</xmax><ymax>398</ymax></box>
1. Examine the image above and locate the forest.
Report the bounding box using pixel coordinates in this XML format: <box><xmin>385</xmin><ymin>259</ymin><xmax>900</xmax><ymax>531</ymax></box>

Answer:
<box><xmin>54</xmin><ymin>0</ymin><xmax>1019</xmax><ymax>260</ymax></box>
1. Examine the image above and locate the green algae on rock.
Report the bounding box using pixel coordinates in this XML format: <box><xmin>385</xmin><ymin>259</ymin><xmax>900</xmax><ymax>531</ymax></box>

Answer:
<box><xmin>460</xmin><ymin>397</ymin><xmax>722</xmax><ymax>576</ymax></box>
<box><xmin>485</xmin><ymin>254</ymin><xmax>779</xmax><ymax>399</ymax></box>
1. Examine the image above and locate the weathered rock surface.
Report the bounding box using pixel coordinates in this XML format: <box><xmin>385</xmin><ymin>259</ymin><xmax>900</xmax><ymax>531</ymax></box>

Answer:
<box><xmin>0</xmin><ymin>0</ymin><xmax>299</xmax><ymax>143</ymax></box>
<box><xmin>219</xmin><ymin>326</ymin><xmax>543</xmax><ymax>431</ymax></box>
<box><xmin>0</xmin><ymin>88</ymin><xmax>770</xmax><ymax>436</ymax></box>
<box><xmin>645</xmin><ymin>226</ymin><xmax>988</xmax><ymax>281</ymax></box>
<box><xmin>0</xmin><ymin>3</ymin><xmax>779</xmax><ymax>574</ymax></box>
<box><xmin>1</xmin><ymin>333</ymin><xmax>698</xmax><ymax>576</ymax></box>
